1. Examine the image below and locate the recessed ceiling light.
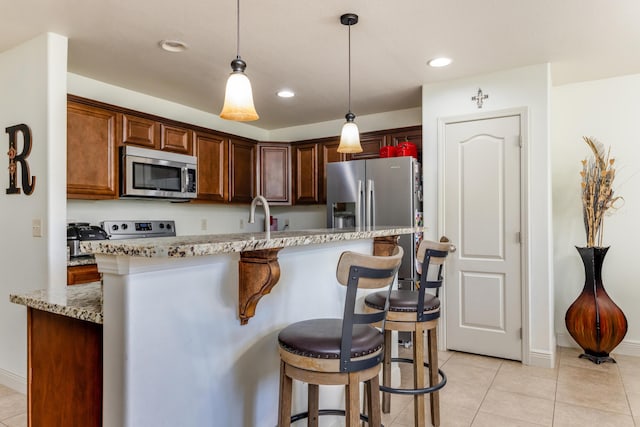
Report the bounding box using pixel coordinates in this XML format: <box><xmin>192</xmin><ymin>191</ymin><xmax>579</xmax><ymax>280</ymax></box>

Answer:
<box><xmin>159</xmin><ymin>40</ymin><xmax>189</xmax><ymax>53</ymax></box>
<box><xmin>277</xmin><ymin>90</ymin><xmax>295</xmax><ymax>98</ymax></box>
<box><xmin>427</xmin><ymin>57</ymin><xmax>452</xmax><ymax>67</ymax></box>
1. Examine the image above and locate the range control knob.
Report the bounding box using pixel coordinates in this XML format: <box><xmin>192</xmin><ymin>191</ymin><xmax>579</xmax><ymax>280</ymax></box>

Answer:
<box><xmin>111</xmin><ymin>224</ymin><xmax>119</xmax><ymax>231</ymax></box>
<box><xmin>159</xmin><ymin>223</ymin><xmax>165</xmax><ymax>229</ymax></box>
<box><xmin>166</xmin><ymin>223</ymin><xmax>172</xmax><ymax>230</ymax></box>
<box><xmin>121</xmin><ymin>223</ymin><xmax>128</xmax><ymax>230</ymax></box>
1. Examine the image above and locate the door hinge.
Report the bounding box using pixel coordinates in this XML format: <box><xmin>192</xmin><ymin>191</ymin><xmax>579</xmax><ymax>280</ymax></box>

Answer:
<box><xmin>519</xmin><ymin>328</ymin><xmax>522</xmax><ymax>339</ymax></box>
<box><xmin>518</xmin><ymin>136</ymin><xmax>522</xmax><ymax>148</ymax></box>
<box><xmin>516</xmin><ymin>231</ymin><xmax>521</xmax><ymax>244</ymax></box>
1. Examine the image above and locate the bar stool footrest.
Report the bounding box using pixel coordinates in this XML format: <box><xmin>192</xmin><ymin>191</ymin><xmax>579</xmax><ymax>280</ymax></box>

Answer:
<box><xmin>379</xmin><ymin>357</ymin><xmax>447</xmax><ymax>395</ymax></box>
<box><xmin>290</xmin><ymin>409</ymin><xmax>383</xmax><ymax>426</ymax></box>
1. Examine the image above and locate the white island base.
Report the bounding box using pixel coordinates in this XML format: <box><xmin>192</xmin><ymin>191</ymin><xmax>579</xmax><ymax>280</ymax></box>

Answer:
<box><xmin>98</xmin><ymin>238</ymin><xmax>398</xmax><ymax>427</ymax></box>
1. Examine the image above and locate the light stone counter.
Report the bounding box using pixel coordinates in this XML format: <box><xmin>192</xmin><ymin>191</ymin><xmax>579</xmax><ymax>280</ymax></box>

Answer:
<box><xmin>80</xmin><ymin>226</ymin><xmax>416</xmax><ymax>258</ymax></box>
<box><xmin>10</xmin><ymin>282</ymin><xmax>102</xmax><ymax>324</ymax></box>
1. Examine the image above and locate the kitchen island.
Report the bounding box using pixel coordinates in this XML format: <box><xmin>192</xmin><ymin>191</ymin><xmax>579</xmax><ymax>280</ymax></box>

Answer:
<box><xmin>14</xmin><ymin>227</ymin><xmax>416</xmax><ymax>427</ymax></box>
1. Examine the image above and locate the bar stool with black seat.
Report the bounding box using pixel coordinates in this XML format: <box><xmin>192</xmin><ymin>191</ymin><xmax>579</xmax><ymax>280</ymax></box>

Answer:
<box><xmin>277</xmin><ymin>246</ymin><xmax>403</xmax><ymax>427</ymax></box>
<box><xmin>364</xmin><ymin>238</ymin><xmax>452</xmax><ymax>427</ymax></box>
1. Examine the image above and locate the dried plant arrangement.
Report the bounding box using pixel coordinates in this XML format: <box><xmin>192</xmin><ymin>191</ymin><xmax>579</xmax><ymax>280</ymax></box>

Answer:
<box><xmin>580</xmin><ymin>136</ymin><xmax>622</xmax><ymax>247</ymax></box>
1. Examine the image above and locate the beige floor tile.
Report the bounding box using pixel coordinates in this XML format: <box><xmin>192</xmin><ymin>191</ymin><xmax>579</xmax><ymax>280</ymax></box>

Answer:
<box><xmin>446</xmin><ymin>351</ymin><xmax>503</xmax><ymax>371</ymax></box>
<box><xmin>558</xmin><ymin>348</ymin><xmax>620</xmax><ymax>373</ymax></box>
<box><xmin>490</xmin><ymin>368</ymin><xmax>556</xmax><ymax>401</ymax></box>
<box><xmin>499</xmin><ymin>359</ymin><xmax>559</xmax><ymax>381</ymax></box>
<box><xmin>442</xmin><ymin>359</ymin><xmax>498</xmax><ymax>388</ymax></box>
<box><xmin>626</xmin><ymin>391</ymin><xmax>640</xmax><ymax>417</ymax></box>
<box><xmin>439</xmin><ymin>403</ymin><xmax>478</xmax><ymax>427</ymax></box>
<box><xmin>479</xmin><ymin>389</ymin><xmax>554</xmax><ymax>426</ymax></box>
<box><xmin>472</xmin><ymin>411</ymin><xmax>545</xmax><ymax>426</ymax></box>
<box><xmin>0</xmin><ymin>387</ymin><xmax>15</xmax><ymax>400</ymax></box>
<box><xmin>553</xmin><ymin>401</ymin><xmax>635</xmax><ymax>427</ymax></box>
<box><xmin>380</xmin><ymin>393</ymin><xmax>412</xmax><ymax>426</ymax></box>
<box><xmin>1</xmin><ymin>412</ymin><xmax>26</xmax><ymax>427</ymax></box>
<box><xmin>620</xmin><ymin>369</ymin><xmax>640</xmax><ymax>394</ymax></box>
<box><xmin>557</xmin><ymin>364</ymin><xmax>622</xmax><ymax>387</ymax></box>
<box><xmin>555</xmin><ymin>379</ymin><xmax>630</xmax><ymax>415</ymax></box>
<box><xmin>0</xmin><ymin>394</ymin><xmax>26</xmax><ymax>422</ymax></box>
<box><xmin>439</xmin><ymin>380</ymin><xmax>488</xmax><ymax>412</ymax></box>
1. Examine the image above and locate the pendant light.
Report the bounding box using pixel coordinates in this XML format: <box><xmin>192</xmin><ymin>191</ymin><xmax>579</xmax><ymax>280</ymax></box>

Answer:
<box><xmin>337</xmin><ymin>13</ymin><xmax>362</xmax><ymax>154</ymax></box>
<box><xmin>220</xmin><ymin>0</ymin><xmax>259</xmax><ymax>121</ymax></box>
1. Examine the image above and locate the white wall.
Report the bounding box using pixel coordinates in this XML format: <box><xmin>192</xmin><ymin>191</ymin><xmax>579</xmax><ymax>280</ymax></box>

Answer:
<box><xmin>422</xmin><ymin>64</ymin><xmax>555</xmax><ymax>367</ymax></box>
<box><xmin>0</xmin><ymin>33</ymin><xmax>68</xmax><ymax>392</ymax></box>
<box><xmin>552</xmin><ymin>73</ymin><xmax>640</xmax><ymax>355</ymax></box>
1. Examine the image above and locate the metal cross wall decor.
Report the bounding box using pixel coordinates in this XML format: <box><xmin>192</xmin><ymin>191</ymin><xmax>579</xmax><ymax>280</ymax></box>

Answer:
<box><xmin>471</xmin><ymin>88</ymin><xmax>488</xmax><ymax>108</ymax></box>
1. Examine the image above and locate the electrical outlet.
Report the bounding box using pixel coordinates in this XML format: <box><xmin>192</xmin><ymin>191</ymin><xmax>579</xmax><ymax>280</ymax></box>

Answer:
<box><xmin>32</xmin><ymin>219</ymin><xmax>42</xmax><ymax>237</ymax></box>
<box><xmin>200</xmin><ymin>219</ymin><xmax>207</xmax><ymax>231</ymax></box>
<box><xmin>239</xmin><ymin>218</ymin><xmax>244</xmax><ymax>229</ymax></box>
<box><xmin>284</xmin><ymin>218</ymin><xmax>290</xmax><ymax>227</ymax></box>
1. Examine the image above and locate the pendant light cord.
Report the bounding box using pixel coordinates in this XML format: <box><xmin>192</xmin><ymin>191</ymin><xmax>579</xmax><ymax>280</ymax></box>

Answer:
<box><xmin>347</xmin><ymin>22</ymin><xmax>352</xmax><ymax>114</ymax></box>
<box><xmin>236</xmin><ymin>0</ymin><xmax>240</xmax><ymax>59</ymax></box>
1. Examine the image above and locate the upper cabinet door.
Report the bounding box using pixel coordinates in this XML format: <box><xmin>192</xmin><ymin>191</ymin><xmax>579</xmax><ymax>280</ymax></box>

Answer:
<box><xmin>122</xmin><ymin>113</ymin><xmax>158</xmax><ymax>149</ymax></box>
<box><xmin>67</xmin><ymin>100</ymin><xmax>119</xmax><ymax>199</ymax></box>
<box><xmin>229</xmin><ymin>138</ymin><xmax>256</xmax><ymax>203</ymax></box>
<box><xmin>292</xmin><ymin>142</ymin><xmax>320</xmax><ymax>205</ymax></box>
<box><xmin>161</xmin><ymin>123</ymin><xmax>193</xmax><ymax>155</ymax></box>
<box><xmin>194</xmin><ymin>132</ymin><xmax>228</xmax><ymax>202</ymax></box>
<box><xmin>258</xmin><ymin>143</ymin><xmax>291</xmax><ymax>205</ymax></box>
<box><xmin>349</xmin><ymin>133</ymin><xmax>386</xmax><ymax>160</ymax></box>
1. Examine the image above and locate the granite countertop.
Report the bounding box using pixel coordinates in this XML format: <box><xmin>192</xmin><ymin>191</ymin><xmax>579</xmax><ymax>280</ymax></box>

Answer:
<box><xmin>81</xmin><ymin>226</ymin><xmax>418</xmax><ymax>258</ymax></box>
<box><xmin>10</xmin><ymin>282</ymin><xmax>102</xmax><ymax>324</ymax></box>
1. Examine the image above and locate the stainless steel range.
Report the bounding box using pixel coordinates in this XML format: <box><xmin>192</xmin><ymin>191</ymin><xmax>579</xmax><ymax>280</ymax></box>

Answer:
<box><xmin>100</xmin><ymin>220</ymin><xmax>176</xmax><ymax>240</ymax></box>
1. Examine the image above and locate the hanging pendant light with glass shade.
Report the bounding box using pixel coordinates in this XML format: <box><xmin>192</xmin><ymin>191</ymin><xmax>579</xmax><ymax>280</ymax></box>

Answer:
<box><xmin>337</xmin><ymin>13</ymin><xmax>362</xmax><ymax>154</ymax></box>
<box><xmin>220</xmin><ymin>0</ymin><xmax>259</xmax><ymax>121</ymax></box>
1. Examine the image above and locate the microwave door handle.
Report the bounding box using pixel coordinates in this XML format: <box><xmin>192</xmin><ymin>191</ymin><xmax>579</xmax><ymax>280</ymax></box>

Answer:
<box><xmin>182</xmin><ymin>167</ymin><xmax>188</xmax><ymax>193</ymax></box>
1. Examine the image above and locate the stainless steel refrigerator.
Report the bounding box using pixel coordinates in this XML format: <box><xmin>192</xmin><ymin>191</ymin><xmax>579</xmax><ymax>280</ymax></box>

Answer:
<box><xmin>326</xmin><ymin>156</ymin><xmax>423</xmax><ymax>286</ymax></box>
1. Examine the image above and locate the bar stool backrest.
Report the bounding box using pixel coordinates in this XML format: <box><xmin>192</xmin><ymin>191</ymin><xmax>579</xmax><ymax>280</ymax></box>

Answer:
<box><xmin>334</xmin><ymin>245</ymin><xmax>403</xmax><ymax>372</ymax></box>
<box><xmin>414</xmin><ymin>238</ymin><xmax>454</xmax><ymax>322</ymax></box>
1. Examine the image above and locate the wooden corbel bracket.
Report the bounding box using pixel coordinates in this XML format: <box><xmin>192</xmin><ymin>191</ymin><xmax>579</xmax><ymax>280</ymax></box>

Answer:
<box><xmin>373</xmin><ymin>235</ymin><xmax>399</xmax><ymax>256</ymax></box>
<box><xmin>238</xmin><ymin>248</ymin><xmax>282</xmax><ymax>325</ymax></box>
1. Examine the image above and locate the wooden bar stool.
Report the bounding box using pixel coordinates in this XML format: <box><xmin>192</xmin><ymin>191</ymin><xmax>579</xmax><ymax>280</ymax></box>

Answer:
<box><xmin>277</xmin><ymin>246</ymin><xmax>403</xmax><ymax>426</ymax></box>
<box><xmin>364</xmin><ymin>238</ymin><xmax>452</xmax><ymax>427</ymax></box>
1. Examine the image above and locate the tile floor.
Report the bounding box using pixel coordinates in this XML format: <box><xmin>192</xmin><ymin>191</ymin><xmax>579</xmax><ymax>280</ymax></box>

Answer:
<box><xmin>0</xmin><ymin>346</ymin><xmax>637</xmax><ymax>426</ymax></box>
<box><xmin>383</xmin><ymin>346</ymin><xmax>640</xmax><ymax>427</ymax></box>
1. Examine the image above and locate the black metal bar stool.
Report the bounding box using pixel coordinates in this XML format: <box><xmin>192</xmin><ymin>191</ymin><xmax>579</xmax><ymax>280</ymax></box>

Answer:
<box><xmin>277</xmin><ymin>246</ymin><xmax>403</xmax><ymax>426</ymax></box>
<box><xmin>364</xmin><ymin>238</ymin><xmax>452</xmax><ymax>427</ymax></box>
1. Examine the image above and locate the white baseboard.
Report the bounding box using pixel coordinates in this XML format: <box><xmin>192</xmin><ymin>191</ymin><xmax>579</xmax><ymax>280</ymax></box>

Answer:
<box><xmin>556</xmin><ymin>332</ymin><xmax>640</xmax><ymax>357</ymax></box>
<box><xmin>527</xmin><ymin>349</ymin><xmax>555</xmax><ymax>368</ymax></box>
<box><xmin>0</xmin><ymin>367</ymin><xmax>26</xmax><ymax>394</ymax></box>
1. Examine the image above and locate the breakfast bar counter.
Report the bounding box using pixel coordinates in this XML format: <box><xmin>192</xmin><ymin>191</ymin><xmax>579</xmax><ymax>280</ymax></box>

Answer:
<box><xmin>26</xmin><ymin>227</ymin><xmax>416</xmax><ymax>427</ymax></box>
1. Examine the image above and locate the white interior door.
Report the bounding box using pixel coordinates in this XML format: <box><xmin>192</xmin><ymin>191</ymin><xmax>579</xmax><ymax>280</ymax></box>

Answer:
<box><xmin>443</xmin><ymin>114</ymin><xmax>523</xmax><ymax>361</ymax></box>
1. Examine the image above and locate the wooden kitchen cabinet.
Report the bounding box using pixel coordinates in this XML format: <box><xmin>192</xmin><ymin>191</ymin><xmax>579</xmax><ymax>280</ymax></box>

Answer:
<box><xmin>160</xmin><ymin>123</ymin><xmax>193</xmax><ymax>154</ymax></box>
<box><xmin>67</xmin><ymin>264</ymin><xmax>101</xmax><ymax>286</ymax></box>
<box><xmin>122</xmin><ymin>113</ymin><xmax>157</xmax><ymax>149</ymax></box>
<box><xmin>388</xmin><ymin>125</ymin><xmax>422</xmax><ymax>159</ymax></box>
<box><xmin>349</xmin><ymin>133</ymin><xmax>386</xmax><ymax>160</ymax></box>
<box><xmin>122</xmin><ymin>113</ymin><xmax>193</xmax><ymax>155</ymax></box>
<box><xmin>292</xmin><ymin>142</ymin><xmax>320</xmax><ymax>204</ymax></box>
<box><xmin>229</xmin><ymin>138</ymin><xmax>256</xmax><ymax>203</ymax></box>
<box><xmin>194</xmin><ymin>131</ymin><xmax>228</xmax><ymax>202</ymax></box>
<box><xmin>67</xmin><ymin>97</ymin><xmax>119</xmax><ymax>199</ymax></box>
<box><xmin>258</xmin><ymin>143</ymin><xmax>291</xmax><ymax>204</ymax></box>
<box><xmin>28</xmin><ymin>308</ymin><xmax>102</xmax><ymax>427</ymax></box>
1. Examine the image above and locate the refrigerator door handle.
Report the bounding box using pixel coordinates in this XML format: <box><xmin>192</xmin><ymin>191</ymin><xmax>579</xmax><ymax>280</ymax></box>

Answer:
<box><xmin>356</xmin><ymin>180</ymin><xmax>363</xmax><ymax>228</ymax></box>
<box><xmin>366</xmin><ymin>179</ymin><xmax>375</xmax><ymax>228</ymax></box>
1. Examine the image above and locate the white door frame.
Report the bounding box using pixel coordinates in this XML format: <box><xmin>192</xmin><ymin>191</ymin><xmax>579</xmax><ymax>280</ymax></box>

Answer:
<box><xmin>436</xmin><ymin>107</ymin><xmax>531</xmax><ymax>364</ymax></box>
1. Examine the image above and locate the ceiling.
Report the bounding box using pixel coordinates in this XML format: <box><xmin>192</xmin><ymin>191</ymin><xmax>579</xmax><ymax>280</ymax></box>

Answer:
<box><xmin>2</xmin><ymin>1</ymin><xmax>640</xmax><ymax>130</ymax></box>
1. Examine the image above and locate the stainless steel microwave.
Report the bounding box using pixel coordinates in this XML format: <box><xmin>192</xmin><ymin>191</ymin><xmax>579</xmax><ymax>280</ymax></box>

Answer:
<box><xmin>120</xmin><ymin>146</ymin><xmax>197</xmax><ymax>200</ymax></box>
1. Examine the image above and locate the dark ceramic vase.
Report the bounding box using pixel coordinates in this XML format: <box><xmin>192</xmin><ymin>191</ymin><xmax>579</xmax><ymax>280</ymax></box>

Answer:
<box><xmin>565</xmin><ymin>246</ymin><xmax>628</xmax><ymax>364</ymax></box>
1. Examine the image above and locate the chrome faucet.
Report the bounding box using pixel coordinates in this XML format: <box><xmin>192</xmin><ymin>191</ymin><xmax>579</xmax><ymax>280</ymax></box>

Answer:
<box><xmin>249</xmin><ymin>195</ymin><xmax>270</xmax><ymax>239</ymax></box>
